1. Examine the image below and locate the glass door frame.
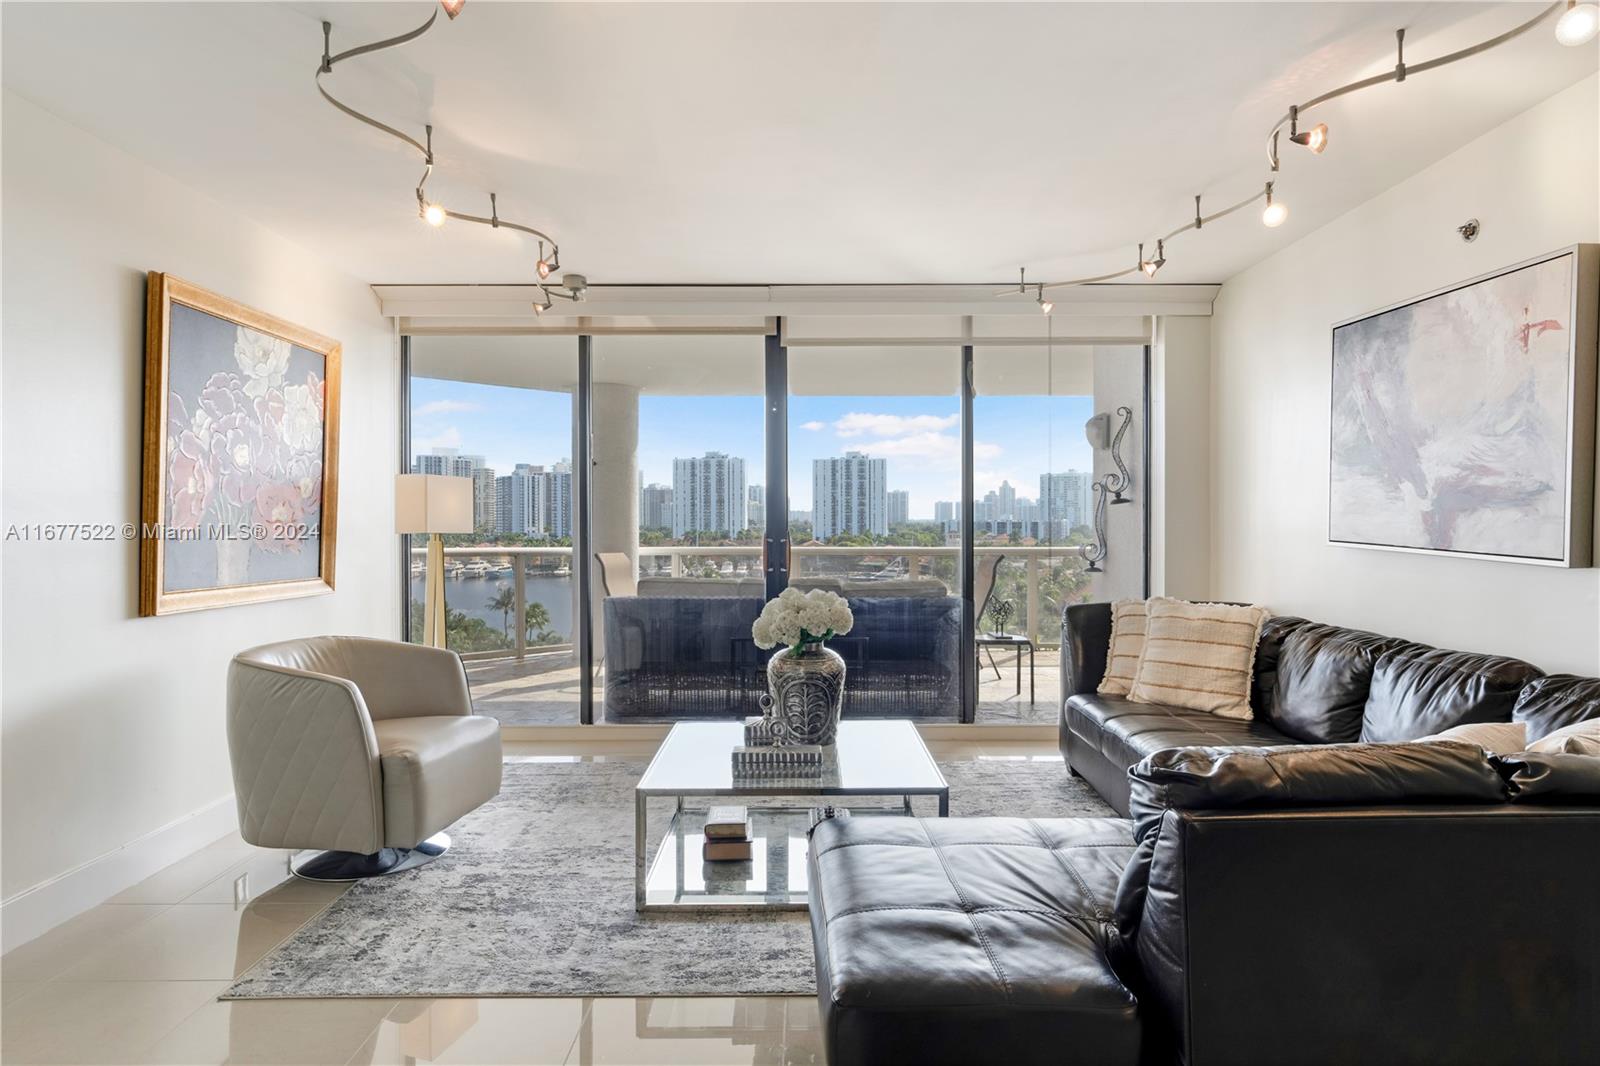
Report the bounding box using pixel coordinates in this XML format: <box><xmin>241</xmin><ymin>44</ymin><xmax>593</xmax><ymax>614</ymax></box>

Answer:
<box><xmin>397</xmin><ymin>328</ymin><xmax>1151</xmax><ymax>726</ymax></box>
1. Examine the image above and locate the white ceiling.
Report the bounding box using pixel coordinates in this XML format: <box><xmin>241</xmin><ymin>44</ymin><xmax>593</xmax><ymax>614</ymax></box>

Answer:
<box><xmin>3</xmin><ymin>2</ymin><xmax>1593</xmax><ymax>288</ymax></box>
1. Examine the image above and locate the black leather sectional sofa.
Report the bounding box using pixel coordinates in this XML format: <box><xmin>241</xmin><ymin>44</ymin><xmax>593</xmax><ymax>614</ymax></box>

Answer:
<box><xmin>806</xmin><ymin>604</ymin><xmax>1600</xmax><ymax>1065</ymax></box>
<box><xmin>1058</xmin><ymin>603</ymin><xmax>1589</xmax><ymax>815</ymax></box>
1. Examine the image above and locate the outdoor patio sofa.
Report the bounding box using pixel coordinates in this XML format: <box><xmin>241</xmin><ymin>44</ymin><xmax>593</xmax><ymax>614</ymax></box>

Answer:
<box><xmin>602</xmin><ymin>589</ymin><xmax>961</xmax><ymax>719</ymax></box>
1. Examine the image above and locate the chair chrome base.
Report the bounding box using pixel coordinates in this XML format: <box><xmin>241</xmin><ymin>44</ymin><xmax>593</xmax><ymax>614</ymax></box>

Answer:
<box><xmin>290</xmin><ymin>832</ymin><xmax>450</xmax><ymax>882</ymax></box>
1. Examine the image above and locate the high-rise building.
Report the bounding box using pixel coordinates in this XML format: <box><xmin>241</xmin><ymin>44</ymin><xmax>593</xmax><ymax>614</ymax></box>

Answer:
<box><xmin>415</xmin><ymin>449</ymin><xmax>496</xmax><ymax>534</ymax></box>
<box><xmin>639</xmin><ymin>483</ymin><xmax>674</xmax><ymax>530</ymax></box>
<box><xmin>887</xmin><ymin>489</ymin><xmax>910</xmax><ymax>528</ymax></box>
<box><xmin>496</xmin><ymin>464</ymin><xmax>548</xmax><ymax>536</ymax></box>
<box><xmin>412</xmin><ymin>447</ymin><xmax>480</xmax><ymax>478</ymax></box>
<box><xmin>471</xmin><ymin>467</ymin><xmax>497</xmax><ymax>533</ymax></box>
<box><xmin>996</xmin><ymin>481</ymin><xmax>1017</xmax><ymax>520</ymax></box>
<box><xmin>747</xmin><ymin>484</ymin><xmax>766</xmax><ymax>531</ymax></box>
<box><xmin>813</xmin><ymin>452</ymin><xmax>887</xmax><ymax>539</ymax></box>
<box><xmin>934</xmin><ymin>501</ymin><xmax>956</xmax><ymax>523</ymax></box>
<box><xmin>1040</xmin><ymin>471</ymin><xmax>1094</xmax><ymax>540</ymax></box>
<box><xmin>548</xmin><ymin>461</ymin><xmax>573</xmax><ymax>539</ymax></box>
<box><xmin>672</xmin><ymin>452</ymin><xmax>747</xmax><ymax>537</ymax></box>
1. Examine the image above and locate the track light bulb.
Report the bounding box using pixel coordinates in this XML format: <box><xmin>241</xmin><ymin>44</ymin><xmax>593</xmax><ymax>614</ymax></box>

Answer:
<box><xmin>1557</xmin><ymin>2</ymin><xmax>1600</xmax><ymax>45</ymax></box>
<box><xmin>1261</xmin><ymin>183</ymin><xmax>1288</xmax><ymax>227</ymax></box>
<box><xmin>1037</xmin><ymin>285</ymin><xmax>1053</xmax><ymax>314</ymax></box>
<box><xmin>1139</xmin><ymin>240</ymin><xmax>1165</xmax><ymax>278</ymax></box>
<box><xmin>422</xmin><ymin>202</ymin><xmax>447</xmax><ymax>227</ymax></box>
<box><xmin>536</xmin><ymin>258</ymin><xmax>553</xmax><ymax>279</ymax></box>
<box><xmin>1291</xmin><ymin>122</ymin><xmax>1329</xmax><ymax>154</ymax></box>
<box><xmin>440</xmin><ymin>0</ymin><xmax>466</xmax><ymax>20</ymax></box>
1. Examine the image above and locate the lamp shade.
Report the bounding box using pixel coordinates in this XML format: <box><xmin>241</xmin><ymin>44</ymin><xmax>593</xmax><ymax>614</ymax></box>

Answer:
<box><xmin>395</xmin><ymin>474</ymin><xmax>474</xmax><ymax>534</ymax></box>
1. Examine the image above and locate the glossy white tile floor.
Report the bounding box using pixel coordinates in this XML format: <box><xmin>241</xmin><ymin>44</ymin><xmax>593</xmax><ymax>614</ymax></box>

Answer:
<box><xmin>0</xmin><ymin>736</ymin><xmax>1050</xmax><ymax>1065</ymax></box>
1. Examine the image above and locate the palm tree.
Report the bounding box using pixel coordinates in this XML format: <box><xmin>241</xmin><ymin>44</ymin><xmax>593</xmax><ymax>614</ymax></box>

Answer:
<box><xmin>524</xmin><ymin>602</ymin><xmax>552</xmax><ymax>643</ymax></box>
<box><xmin>488</xmin><ymin>586</ymin><xmax>516</xmax><ymax>638</ymax></box>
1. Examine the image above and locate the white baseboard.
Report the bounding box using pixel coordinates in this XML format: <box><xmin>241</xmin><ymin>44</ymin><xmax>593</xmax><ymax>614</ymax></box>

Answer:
<box><xmin>0</xmin><ymin>793</ymin><xmax>238</xmax><ymax>954</ymax></box>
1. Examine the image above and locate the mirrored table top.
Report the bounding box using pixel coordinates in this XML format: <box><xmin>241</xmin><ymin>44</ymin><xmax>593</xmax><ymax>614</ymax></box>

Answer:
<box><xmin>636</xmin><ymin>720</ymin><xmax>947</xmax><ymax>796</ymax></box>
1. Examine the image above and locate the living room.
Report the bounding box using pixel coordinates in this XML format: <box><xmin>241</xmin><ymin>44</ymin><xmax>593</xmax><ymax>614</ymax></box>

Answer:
<box><xmin>1</xmin><ymin>2</ymin><xmax>1596</xmax><ymax>1064</ymax></box>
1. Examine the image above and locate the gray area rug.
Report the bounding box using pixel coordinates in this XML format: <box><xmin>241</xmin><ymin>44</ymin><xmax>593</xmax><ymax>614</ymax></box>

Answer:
<box><xmin>224</xmin><ymin>756</ymin><xmax>1117</xmax><ymax>999</ymax></box>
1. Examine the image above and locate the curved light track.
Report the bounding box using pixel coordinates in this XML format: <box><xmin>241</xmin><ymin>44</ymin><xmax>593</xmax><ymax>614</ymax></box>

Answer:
<box><xmin>1024</xmin><ymin>1</ymin><xmax>1566</xmax><ymax>295</ymax></box>
<box><xmin>316</xmin><ymin>6</ymin><xmax>567</xmax><ymax>298</ymax></box>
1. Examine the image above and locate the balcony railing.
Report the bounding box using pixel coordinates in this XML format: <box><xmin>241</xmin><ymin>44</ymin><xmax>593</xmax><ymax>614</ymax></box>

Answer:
<box><xmin>410</xmin><ymin>543</ymin><xmax>1083</xmax><ymax>661</ymax></box>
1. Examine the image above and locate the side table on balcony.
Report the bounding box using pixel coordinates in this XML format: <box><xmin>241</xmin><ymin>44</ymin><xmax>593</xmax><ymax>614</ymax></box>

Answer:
<box><xmin>976</xmin><ymin>631</ymin><xmax>1034</xmax><ymax>702</ymax></box>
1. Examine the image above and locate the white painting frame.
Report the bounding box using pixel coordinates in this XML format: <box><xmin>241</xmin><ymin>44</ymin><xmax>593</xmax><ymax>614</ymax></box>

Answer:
<box><xmin>1328</xmin><ymin>245</ymin><xmax>1597</xmax><ymax>568</ymax></box>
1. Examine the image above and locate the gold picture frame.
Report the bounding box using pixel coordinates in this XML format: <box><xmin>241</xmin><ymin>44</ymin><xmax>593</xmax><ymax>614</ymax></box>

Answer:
<box><xmin>140</xmin><ymin>273</ymin><xmax>341</xmax><ymax>615</ymax></box>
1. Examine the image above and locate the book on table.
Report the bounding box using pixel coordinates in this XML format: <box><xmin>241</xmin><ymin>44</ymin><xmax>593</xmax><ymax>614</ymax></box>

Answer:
<box><xmin>702</xmin><ymin>837</ymin><xmax>754</xmax><ymax>861</ymax></box>
<box><xmin>703</xmin><ymin>805</ymin><xmax>754</xmax><ymax>861</ymax></box>
<box><xmin>703</xmin><ymin>805</ymin><xmax>751</xmax><ymax>839</ymax></box>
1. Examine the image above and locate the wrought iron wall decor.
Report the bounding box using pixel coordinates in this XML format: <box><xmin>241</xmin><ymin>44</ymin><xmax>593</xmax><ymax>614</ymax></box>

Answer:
<box><xmin>1079</xmin><ymin>406</ymin><xmax>1135</xmax><ymax>575</ymax></box>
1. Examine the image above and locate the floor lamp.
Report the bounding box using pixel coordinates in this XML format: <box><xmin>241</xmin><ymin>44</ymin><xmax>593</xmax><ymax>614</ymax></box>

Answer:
<box><xmin>396</xmin><ymin>474</ymin><xmax>475</xmax><ymax>648</ymax></box>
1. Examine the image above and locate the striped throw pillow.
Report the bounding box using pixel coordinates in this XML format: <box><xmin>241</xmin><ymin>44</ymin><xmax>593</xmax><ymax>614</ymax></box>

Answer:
<box><xmin>1128</xmin><ymin>598</ymin><xmax>1271</xmax><ymax>719</ymax></box>
<box><xmin>1097</xmin><ymin>599</ymin><xmax>1149</xmax><ymax>696</ymax></box>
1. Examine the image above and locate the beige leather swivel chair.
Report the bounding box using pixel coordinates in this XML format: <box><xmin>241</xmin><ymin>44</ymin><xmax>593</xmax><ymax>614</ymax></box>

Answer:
<box><xmin>227</xmin><ymin>636</ymin><xmax>502</xmax><ymax>881</ymax></box>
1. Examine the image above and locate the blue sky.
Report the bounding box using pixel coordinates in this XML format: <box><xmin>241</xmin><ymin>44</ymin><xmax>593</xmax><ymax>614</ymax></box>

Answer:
<box><xmin>413</xmin><ymin>378</ymin><xmax>1094</xmax><ymax>519</ymax></box>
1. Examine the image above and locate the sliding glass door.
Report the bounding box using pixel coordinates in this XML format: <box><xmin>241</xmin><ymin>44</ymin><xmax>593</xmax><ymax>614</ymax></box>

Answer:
<box><xmin>787</xmin><ymin>346</ymin><xmax>965</xmax><ymax>723</ymax></box>
<box><xmin>402</xmin><ymin>329</ymin><xmax>1147</xmax><ymax>727</ymax></box>
<box><xmin>972</xmin><ymin>343</ymin><xmax>1148</xmax><ymax>722</ymax></box>
<box><xmin>588</xmin><ymin>335</ymin><xmax>767</xmax><ymax>723</ymax></box>
<box><xmin>406</xmin><ymin>335</ymin><xmax>581</xmax><ymax>725</ymax></box>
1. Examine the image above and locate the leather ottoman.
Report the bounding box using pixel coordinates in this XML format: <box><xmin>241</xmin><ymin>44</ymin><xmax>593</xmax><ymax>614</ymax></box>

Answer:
<box><xmin>807</xmin><ymin>814</ymin><xmax>1142</xmax><ymax>1066</ymax></box>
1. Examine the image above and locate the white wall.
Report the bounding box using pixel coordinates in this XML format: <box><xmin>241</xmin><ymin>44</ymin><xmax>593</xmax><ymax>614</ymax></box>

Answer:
<box><xmin>1151</xmin><ymin>315</ymin><xmax>1212</xmax><ymax>600</ymax></box>
<box><xmin>1</xmin><ymin>91</ymin><xmax>399</xmax><ymax>947</ymax></box>
<box><xmin>1211</xmin><ymin>74</ymin><xmax>1600</xmax><ymax>674</ymax></box>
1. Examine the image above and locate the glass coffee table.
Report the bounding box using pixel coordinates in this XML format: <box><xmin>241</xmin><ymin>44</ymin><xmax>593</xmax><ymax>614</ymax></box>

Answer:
<box><xmin>634</xmin><ymin>719</ymin><xmax>949</xmax><ymax>912</ymax></box>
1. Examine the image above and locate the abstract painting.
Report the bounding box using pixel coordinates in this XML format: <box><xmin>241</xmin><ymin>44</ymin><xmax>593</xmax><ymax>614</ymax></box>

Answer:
<box><xmin>1330</xmin><ymin>247</ymin><xmax>1596</xmax><ymax>567</ymax></box>
<box><xmin>140</xmin><ymin>274</ymin><xmax>341</xmax><ymax>615</ymax></box>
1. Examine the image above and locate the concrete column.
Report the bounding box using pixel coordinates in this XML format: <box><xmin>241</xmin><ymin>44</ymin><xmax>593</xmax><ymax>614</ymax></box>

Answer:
<box><xmin>587</xmin><ymin>382</ymin><xmax>641</xmax><ymax>659</ymax></box>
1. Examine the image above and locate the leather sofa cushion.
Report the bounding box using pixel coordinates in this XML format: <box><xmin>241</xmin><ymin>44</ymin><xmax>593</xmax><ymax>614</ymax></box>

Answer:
<box><xmin>1492</xmin><ymin>751</ymin><xmax>1600</xmax><ymax>801</ymax></box>
<box><xmin>373</xmin><ymin>715</ymin><xmax>502</xmax><ymax>848</ymax></box>
<box><xmin>1360</xmin><ymin>645</ymin><xmax>1543</xmax><ymax>743</ymax></box>
<box><xmin>1126</xmin><ymin>742</ymin><xmax>1508</xmax><ymax>843</ymax></box>
<box><xmin>809</xmin><ymin>814</ymin><xmax>1141</xmax><ymax>1066</ymax></box>
<box><xmin>1513</xmin><ymin>673</ymin><xmax>1600</xmax><ymax>741</ymax></box>
<box><xmin>1066</xmin><ymin>693</ymin><xmax>1296</xmax><ymax>774</ymax></box>
<box><xmin>1270</xmin><ymin>624</ymin><xmax>1406</xmax><ymax>744</ymax></box>
<box><xmin>1248</xmin><ymin>615</ymin><xmax>1313</xmax><ymax>718</ymax></box>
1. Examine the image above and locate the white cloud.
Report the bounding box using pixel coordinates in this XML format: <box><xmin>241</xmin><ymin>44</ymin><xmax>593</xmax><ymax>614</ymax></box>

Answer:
<box><xmin>413</xmin><ymin>427</ymin><xmax>463</xmax><ymax>453</ymax></box>
<box><xmin>415</xmin><ymin>399</ymin><xmax>481</xmax><ymax>417</ymax></box>
<box><xmin>834</xmin><ymin>412</ymin><xmax>960</xmax><ymax>439</ymax></box>
<box><xmin>800</xmin><ymin>420</ymin><xmax>828</xmax><ymax>432</ymax></box>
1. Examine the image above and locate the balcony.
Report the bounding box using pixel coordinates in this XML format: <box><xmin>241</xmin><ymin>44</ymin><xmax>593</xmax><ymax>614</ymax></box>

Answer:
<box><xmin>411</xmin><ymin>543</ymin><xmax>1073</xmax><ymax>726</ymax></box>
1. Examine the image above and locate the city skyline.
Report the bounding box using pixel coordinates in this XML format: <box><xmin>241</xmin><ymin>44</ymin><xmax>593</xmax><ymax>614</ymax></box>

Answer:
<box><xmin>412</xmin><ymin>377</ymin><xmax>1098</xmax><ymax>522</ymax></box>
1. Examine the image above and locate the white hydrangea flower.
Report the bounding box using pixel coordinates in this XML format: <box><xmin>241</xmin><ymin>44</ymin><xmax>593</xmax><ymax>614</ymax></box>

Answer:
<box><xmin>752</xmin><ymin>589</ymin><xmax>853</xmax><ymax>650</ymax></box>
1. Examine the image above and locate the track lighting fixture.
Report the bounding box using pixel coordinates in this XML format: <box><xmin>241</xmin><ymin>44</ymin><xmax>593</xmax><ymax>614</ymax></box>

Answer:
<box><xmin>1557</xmin><ymin>1</ymin><xmax>1600</xmax><ymax>44</ymax></box>
<box><xmin>1261</xmin><ymin>183</ymin><xmax>1288</xmax><ymax>227</ymax></box>
<box><xmin>1139</xmin><ymin>240</ymin><xmax>1165</xmax><ymax>278</ymax></box>
<box><xmin>318</xmin><ymin>5</ymin><xmax>571</xmax><ymax>302</ymax></box>
<box><xmin>1037</xmin><ymin>285</ymin><xmax>1053</xmax><ymax>315</ymax></box>
<box><xmin>993</xmin><ymin>5</ymin><xmax>1570</xmax><ymax>301</ymax></box>
<box><xmin>1287</xmin><ymin>106</ymin><xmax>1329</xmax><ymax>154</ymax></box>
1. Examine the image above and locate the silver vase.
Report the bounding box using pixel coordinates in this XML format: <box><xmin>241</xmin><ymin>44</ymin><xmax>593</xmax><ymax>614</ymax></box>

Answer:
<box><xmin>759</xmin><ymin>644</ymin><xmax>846</xmax><ymax>746</ymax></box>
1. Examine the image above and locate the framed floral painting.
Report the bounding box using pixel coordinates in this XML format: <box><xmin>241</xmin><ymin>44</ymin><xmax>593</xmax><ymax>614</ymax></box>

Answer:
<box><xmin>140</xmin><ymin>273</ymin><xmax>341</xmax><ymax>615</ymax></box>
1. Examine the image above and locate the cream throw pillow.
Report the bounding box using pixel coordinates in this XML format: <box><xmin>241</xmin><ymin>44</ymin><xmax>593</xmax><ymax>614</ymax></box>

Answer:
<box><xmin>1128</xmin><ymin>598</ymin><xmax>1270</xmax><ymax>719</ymax></box>
<box><xmin>1097</xmin><ymin>599</ymin><xmax>1149</xmax><ymax>696</ymax></box>
<box><xmin>1527</xmin><ymin>717</ymin><xmax>1600</xmax><ymax>756</ymax></box>
<box><xmin>1418</xmin><ymin>721</ymin><xmax>1528</xmax><ymax>754</ymax></box>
